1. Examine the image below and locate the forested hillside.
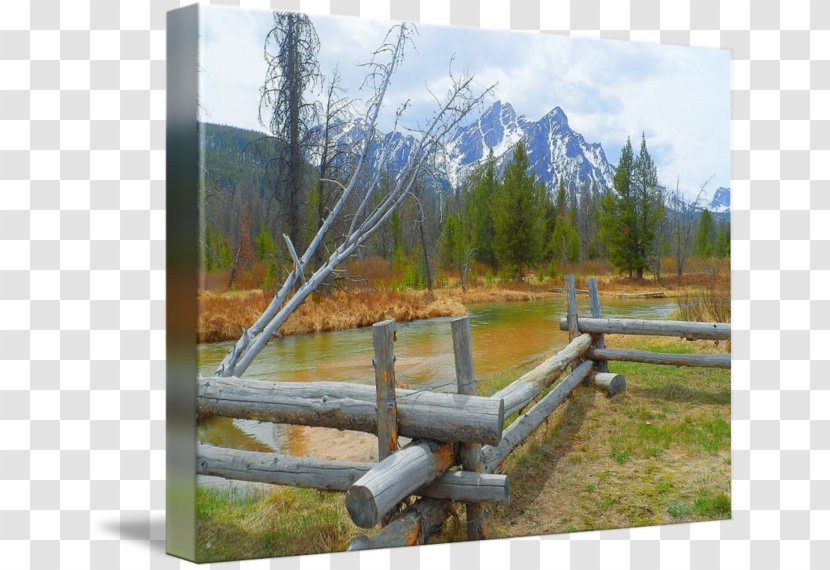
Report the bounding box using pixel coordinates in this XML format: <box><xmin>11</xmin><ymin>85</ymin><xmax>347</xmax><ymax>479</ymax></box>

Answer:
<box><xmin>200</xmin><ymin>120</ymin><xmax>730</xmax><ymax>294</ymax></box>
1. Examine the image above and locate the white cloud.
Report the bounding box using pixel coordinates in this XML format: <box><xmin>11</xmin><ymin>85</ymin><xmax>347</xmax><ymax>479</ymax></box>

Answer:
<box><xmin>199</xmin><ymin>5</ymin><xmax>730</xmax><ymax>200</ymax></box>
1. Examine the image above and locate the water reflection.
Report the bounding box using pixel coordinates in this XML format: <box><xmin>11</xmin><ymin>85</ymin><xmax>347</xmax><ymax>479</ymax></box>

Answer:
<box><xmin>198</xmin><ymin>297</ymin><xmax>676</xmax><ymax>460</ymax></box>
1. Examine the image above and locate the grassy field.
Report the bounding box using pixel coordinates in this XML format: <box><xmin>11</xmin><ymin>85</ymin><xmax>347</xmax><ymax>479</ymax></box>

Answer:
<box><xmin>195</xmin><ymin>332</ymin><xmax>730</xmax><ymax>561</ymax></box>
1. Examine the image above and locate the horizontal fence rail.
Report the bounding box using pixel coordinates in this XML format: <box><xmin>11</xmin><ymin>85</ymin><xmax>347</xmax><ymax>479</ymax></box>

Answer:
<box><xmin>198</xmin><ymin>376</ymin><xmax>504</xmax><ymax>445</ymax></box>
<box><xmin>198</xmin><ymin>445</ymin><xmax>509</xmax><ymax>502</ymax></box>
<box><xmin>558</xmin><ymin>316</ymin><xmax>731</xmax><ymax>341</ymax></box>
<box><xmin>481</xmin><ymin>360</ymin><xmax>594</xmax><ymax>473</ymax></box>
<box><xmin>587</xmin><ymin>347</ymin><xmax>731</xmax><ymax>369</ymax></box>
<box><xmin>490</xmin><ymin>333</ymin><xmax>592</xmax><ymax>417</ymax></box>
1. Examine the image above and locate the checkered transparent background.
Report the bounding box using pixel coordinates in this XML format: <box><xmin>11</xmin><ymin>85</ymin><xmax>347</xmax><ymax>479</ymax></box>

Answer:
<box><xmin>1</xmin><ymin>0</ymin><xmax>828</xmax><ymax>568</ymax></box>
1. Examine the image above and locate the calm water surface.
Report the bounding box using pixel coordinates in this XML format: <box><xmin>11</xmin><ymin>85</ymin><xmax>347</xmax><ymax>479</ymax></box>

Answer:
<box><xmin>198</xmin><ymin>297</ymin><xmax>676</xmax><ymax>461</ymax></box>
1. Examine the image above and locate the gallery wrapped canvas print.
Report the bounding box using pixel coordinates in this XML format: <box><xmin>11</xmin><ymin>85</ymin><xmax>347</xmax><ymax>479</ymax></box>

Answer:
<box><xmin>167</xmin><ymin>4</ymin><xmax>731</xmax><ymax>562</ymax></box>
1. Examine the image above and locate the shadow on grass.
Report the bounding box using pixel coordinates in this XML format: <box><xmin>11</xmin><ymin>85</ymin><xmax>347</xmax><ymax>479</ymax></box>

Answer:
<box><xmin>629</xmin><ymin>383</ymin><xmax>730</xmax><ymax>406</ymax></box>
<box><xmin>490</xmin><ymin>385</ymin><xmax>596</xmax><ymax>528</ymax></box>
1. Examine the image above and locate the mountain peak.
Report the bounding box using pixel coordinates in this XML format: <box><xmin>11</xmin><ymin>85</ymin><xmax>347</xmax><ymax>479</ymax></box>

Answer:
<box><xmin>482</xmin><ymin>100</ymin><xmax>517</xmax><ymax>122</ymax></box>
<box><xmin>542</xmin><ymin>106</ymin><xmax>568</xmax><ymax>126</ymax></box>
<box><xmin>709</xmin><ymin>187</ymin><xmax>730</xmax><ymax>213</ymax></box>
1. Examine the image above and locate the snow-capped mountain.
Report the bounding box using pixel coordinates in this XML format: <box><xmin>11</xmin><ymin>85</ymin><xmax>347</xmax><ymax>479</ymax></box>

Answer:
<box><xmin>444</xmin><ymin>101</ymin><xmax>615</xmax><ymax>191</ymax></box>
<box><xmin>318</xmin><ymin>101</ymin><xmax>616</xmax><ymax>194</ymax></box>
<box><xmin>708</xmin><ymin>187</ymin><xmax>730</xmax><ymax>213</ymax></box>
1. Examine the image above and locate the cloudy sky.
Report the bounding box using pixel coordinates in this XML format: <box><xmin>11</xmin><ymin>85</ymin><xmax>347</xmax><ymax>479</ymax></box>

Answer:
<box><xmin>199</xmin><ymin>6</ymin><xmax>730</xmax><ymax>200</ymax></box>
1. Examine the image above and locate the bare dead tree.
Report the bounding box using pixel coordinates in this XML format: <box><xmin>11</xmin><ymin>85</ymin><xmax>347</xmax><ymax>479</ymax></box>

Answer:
<box><xmin>671</xmin><ymin>176</ymin><xmax>712</xmax><ymax>280</ymax></box>
<box><xmin>310</xmin><ymin>67</ymin><xmax>356</xmax><ymax>268</ymax></box>
<box><xmin>259</xmin><ymin>11</ymin><xmax>322</xmax><ymax>254</ymax></box>
<box><xmin>216</xmin><ymin>24</ymin><xmax>493</xmax><ymax>378</ymax></box>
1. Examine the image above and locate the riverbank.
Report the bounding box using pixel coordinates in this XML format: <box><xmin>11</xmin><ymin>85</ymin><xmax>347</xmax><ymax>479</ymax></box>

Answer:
<box><xmin>197</xmin><ymin>286</ymin><xmax>558</xmax><ymax>343</ymax></box>
<box><xmin>195</xmin><ymin>333</ymin><xmax>730</xmax><ymax>560</ymax></box>
<box><xmin>198</xmin><ymin>269</ymin><xmax>728</xmax><ymax>343</ymax></box>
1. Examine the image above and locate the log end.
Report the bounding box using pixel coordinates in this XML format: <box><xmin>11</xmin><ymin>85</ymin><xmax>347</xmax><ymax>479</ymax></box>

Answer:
<box><xmin>346</xmin><ymin>485</ymin><xmax>380</xmax><ymax>529</ymax></box>
<box><xmin>595</xmin><ymin>372</ymin><xmax>626</xmax><ymax>397</ymax></box>
<box><xmin>495</xmin><ymin>399</ymin><xmax>505</xmax><ymax>444</ymax></box>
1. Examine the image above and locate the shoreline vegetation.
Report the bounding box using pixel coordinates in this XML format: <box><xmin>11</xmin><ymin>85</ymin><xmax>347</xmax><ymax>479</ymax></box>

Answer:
<box><xmin>197</xmin><ymin>258</ymin><xmax>730</xmax><ymax>343</ymax></box>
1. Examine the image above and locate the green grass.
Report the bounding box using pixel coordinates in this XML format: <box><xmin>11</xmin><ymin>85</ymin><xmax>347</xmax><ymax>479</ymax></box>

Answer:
<box><xmin>195</xmin><ymin>485</ymin><xmax>357</xmax><ymax>562</ymax></box>
<box><xmin>196</xmin><ymin>335</ymin><xmax>731</xmax><ymax>558</ymax></box>
<box><xmin>486</xmin><ymin>335</ymin><xmax>731</xmax><ymax>539</ymax></box>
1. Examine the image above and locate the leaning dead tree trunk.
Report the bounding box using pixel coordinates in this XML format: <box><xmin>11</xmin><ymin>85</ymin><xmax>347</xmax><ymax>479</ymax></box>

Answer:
<box><xmin>215</xmin><ymin>24</ymin><xmax>491</xmax><ymax>378</ymax></box>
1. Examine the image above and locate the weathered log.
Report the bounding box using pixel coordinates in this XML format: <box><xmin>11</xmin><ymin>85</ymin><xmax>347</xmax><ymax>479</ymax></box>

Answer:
<box><xmin>482</xmin><ymin>361</ymin><xmax>593</xmax><ymax>473</ymax></box>
<box><xmin>565</xmin><ymin>274</ymin><xmax>579</xmax><ymax>341</ymax></box>
<box><xmin>549</xmin><ymin>287</ymin><xmax>590</xmax><ymax>295</ymax></box>
<box><xmin>616</xmin><ymin>291</ymin><xmax>666</xmax><ymax>298</ymax></box>
<box><xmin>197</xmin><ymin>444</ymin><xmax>370</xmax><ymax>492</ymax></box>
<box><xmin>197</xmin><ymin>376</ymin><xmax>504</xmax><ymax>445</ymax></box>
<box><xmin>490</xmin><ymin>334</ymin><xmax>592</xmax><ymax>418</ymax></box>
<box><xmin>558</xmin><ymin>317</ymin><xmax>731</xmax><ymax>341</ymax></box>
<box><xmin>346</xmin><ymin>440</ymin><xmax>455</xmax><ymax>528</ymax></box>
<box><xmin>587</xmin><ymin>348</ymin><xmax>731</xmax><ymax>369</ymax></box>
<box><xmin>372</xmin><ymin>320</ymin><xmax>398</xmax><ymax>461</ymax></box>
<box><xmin>587</xmin><ymin>278</ymin><xmax>609</xmax><ymax>373</ymax></box>
<box><xmin>348</xmin><ymin>497</ymin><xmax>451</xmax><ymax>551</ymax></box>
<box><xmin>450</xmin><ymin>316</ymin><xmax>488</xmax><ymax>540</ymax></box>
<box><xmin>594</xmin><ymin>372</ymin><xmax>626</xmax><ymax>397</ymax></box>
<box><xmin>197</xmin><ymin>445</ymin><xmax>507</xmax><ymax>501</ymax></box>
<box><xmin>417</xmin><ymin>471</ymin><xmax>509</xmax><ymax>503</ymax></box>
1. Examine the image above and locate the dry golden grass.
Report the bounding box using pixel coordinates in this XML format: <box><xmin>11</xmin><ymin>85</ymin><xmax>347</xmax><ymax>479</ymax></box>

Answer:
<box><xmin>279</xmin><ymin>289</ymin><xmax>467</xmax><ymax>336</ymax></box>
<box><xmin>197</xmin><ymin>288</ymin><xmax>468</xmax><ymax>343</ymax></box>
<box><xmin>197</xmin><ymin>290</ymin><xmax>271</xmax><ymax>343</ymax></box>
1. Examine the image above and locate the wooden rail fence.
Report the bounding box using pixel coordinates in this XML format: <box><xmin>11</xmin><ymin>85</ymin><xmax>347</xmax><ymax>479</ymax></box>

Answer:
<box><xmin>196</xmin><ymin>275</ymin><xmax>730</xmax><ymax>550</ymax></box>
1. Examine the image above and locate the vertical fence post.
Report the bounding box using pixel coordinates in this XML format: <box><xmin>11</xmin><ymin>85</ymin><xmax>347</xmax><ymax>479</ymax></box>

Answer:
<box><xmin>372</xmin><ymin>319</ymin><xmax>398</xmax><ymax>462</ymax></box>
<box><xmin>450</xmin><ymin>316</ymin><xmax>488</xmax><ymax>540</ymax></box>
<box><xmin>565</xmin><ymin>274</ymin><xmax>580</xmax><ymax>341</ymax></box>
<box><xmin>587</xmin><ymin>278</ymin><xmax>609</xmax><ymax>373</ymax></box>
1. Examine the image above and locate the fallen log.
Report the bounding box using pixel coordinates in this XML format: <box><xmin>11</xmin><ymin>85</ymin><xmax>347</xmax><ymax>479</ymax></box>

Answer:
<box><xmin>482</xmin><ymin>361</ymin><xmax>594</xmax><ymax>473</ymax></box>
<box><xmin>594</xmin><ymin>372</ymin><xmax>626</xmax><ymax>397</ymax></box>
<box><xmin>198</xmin><ymin>376</ymin><xmax>504</xmax><ymax>445</ymax></box>
<box><xmin>558</xmin><ymin>317</ymin><xmax>731</xmax><ymax>341</ymax></box>
<box><xmin>587</xmin><ymin>348</ymin><xmax>731</xmax><ymax>369</ymax></box>
<box><xmin>346</xmin><ymin>440</ymin><xmax>455</xmax><ymax>529</ymax></box>
<box><xmin>490</xmin><ymin>334</ymin><xmax>591</xmax><ymax>417</ymax></box>
<box><xmin>616</xmin><ymin>291</ymin><xmax>666</xmax><ymax>298</ymax></box>
<box><xmin>197</xmin><ymin>445</ymin><xmax>507</xmax><ymax>501</ymax></box>
<box><xmin>549</xmin><ymin>287</ymin><xmax>589</xmax><ymax>295</ymax></box>
<box><xmin>348</xmin><ymin>497</ymin><xmax>452</xmax><ymax>551</ymax></box>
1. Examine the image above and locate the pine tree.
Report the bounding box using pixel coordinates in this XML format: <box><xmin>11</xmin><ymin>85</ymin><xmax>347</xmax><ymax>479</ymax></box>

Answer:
<box><xmin>492</xmin><ymin>142</ymin><xmax>546</xmax><ymax>280</ymax></box>
<box><xmin>439</xmin><ymin>211</ymin><xmax>473</xmax><ymax>289</ymax></box>
<box><xmin>695</xmin><ymin>209</ymin><xmax>714</xmax><ymax>257</ymax></box>
<box><xmin>467</xmin><ymin>149</ymin><xmax>499</xmax><ymax>269</ymax></box>
<box><xmin>600</xmin><ymin>137</ymin><xmax>637</xmax><ymax>276</ymax></box>
<box><xmin>631</xmin><ymin>133</ymin><xmax>661</xmax><ymax>279</ymax></box>
<box><xmin>554</xmin><ymin>176</ymin><xmax>567</xmax><ymax>220</ymax></box>
<box><xmin>254</xmin><ymin>224</ymin><xmax>277</xmax><ymax>260</ymax></box>
<box><xmin>549</xmin><ymin>215</ymin><xmax>581</xmax><ymax>266</ymax></box>
<box><xmin>714</xmin><ymin>222</ymin><xmax>730</xmax><ymax>258</ymax></box>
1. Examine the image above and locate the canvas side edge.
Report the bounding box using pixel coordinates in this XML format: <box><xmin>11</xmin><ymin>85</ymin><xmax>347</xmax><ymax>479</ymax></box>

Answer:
<box><xmin>165</xmin><ymin>3</ymin><xmax>200</xmax><ymax>562</ymax></box>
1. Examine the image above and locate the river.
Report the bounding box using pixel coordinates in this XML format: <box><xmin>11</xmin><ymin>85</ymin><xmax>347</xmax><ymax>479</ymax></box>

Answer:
<box><xmin>197</xmin><ymin>297</ymin><xmax>676</xmax><ymax>462</ymax></box>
